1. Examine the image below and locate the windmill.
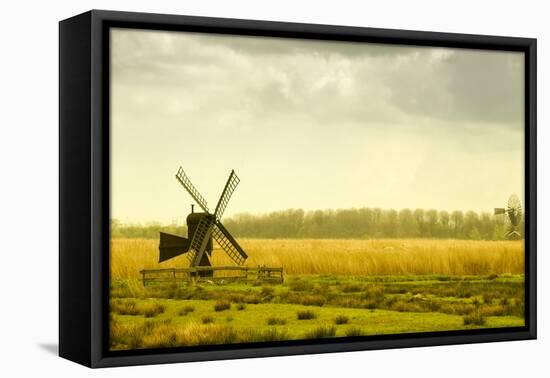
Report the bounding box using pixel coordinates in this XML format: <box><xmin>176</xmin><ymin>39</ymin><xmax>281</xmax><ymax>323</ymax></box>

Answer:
<box><xmin>158</xmin><ymin>167</ymin><xmax>248</xmax><ymax>276</ymax></box>
<box><xmin>494</xmin><ymin>194</ymin><xmax>523</xmax><ymax>240</ymax></box>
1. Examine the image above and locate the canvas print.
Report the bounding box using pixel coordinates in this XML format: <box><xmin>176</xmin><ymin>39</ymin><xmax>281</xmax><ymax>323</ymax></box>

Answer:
<box><xmin>109</xmin><ymin>28</ymin><xmax>526</xmax><ymax>351</ymax></box>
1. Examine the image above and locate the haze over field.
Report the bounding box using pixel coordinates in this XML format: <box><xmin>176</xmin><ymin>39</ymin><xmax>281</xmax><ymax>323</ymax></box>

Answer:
<box><xmin>110</xmin><ymin>28</ymin><xmax>525</xmax><ymax>224</ymax></box>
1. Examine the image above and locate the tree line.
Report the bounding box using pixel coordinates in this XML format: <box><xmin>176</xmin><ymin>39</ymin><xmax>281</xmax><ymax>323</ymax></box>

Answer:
<box><xmin>111</xmin><ymin>207</ymin><xmax>523</xmax><ymax>240</ymax></box>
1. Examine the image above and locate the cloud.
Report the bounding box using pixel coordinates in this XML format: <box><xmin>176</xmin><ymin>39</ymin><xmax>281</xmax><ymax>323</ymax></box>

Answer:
<box><xmin>110</xmin><ymin>28</ymin><xmax>525</xmax><ymax>222</ymax></box>
<box><xmin>111</xmin><ymin>28</ymin><xmax>523</xmax><ymax>132</ymax></box>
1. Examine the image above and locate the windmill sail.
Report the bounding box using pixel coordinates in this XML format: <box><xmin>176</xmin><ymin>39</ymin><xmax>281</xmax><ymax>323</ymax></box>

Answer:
<box><xmin>175</xmin><ymin>167</ymin><xmax>210</xmax><ymax>213</ymax></box>
<box><xmin>214</xmin><ymin>170</ymin><xmax>240</xmax><ymax>220</ymax></box>
<box><xmin>187</xmin><ymin>216</ymin><xmax>215</xmax><ymax>266</ymax></box>
<box><xmin>212</xmin><ymin>222</ymin><xmax>248</xmax><ymax>265</ymax></box>
<box><xmin>159</xmin><ymin>232</ymin><xmax>189</xmax><ymax>262</ymax></box>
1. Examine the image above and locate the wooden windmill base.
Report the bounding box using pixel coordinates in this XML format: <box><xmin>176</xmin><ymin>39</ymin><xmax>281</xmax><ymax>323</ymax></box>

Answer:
<box><xmin>140</xmin><ymin>265</ymin><xmax>283</xmax><ymax>286</ymax></box>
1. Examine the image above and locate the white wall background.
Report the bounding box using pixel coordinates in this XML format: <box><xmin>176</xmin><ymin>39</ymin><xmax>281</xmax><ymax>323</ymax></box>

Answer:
<box><xmin>0</xmin><ymin>0</ymin><xmax>547</xmax><ymax>376</ymax></box>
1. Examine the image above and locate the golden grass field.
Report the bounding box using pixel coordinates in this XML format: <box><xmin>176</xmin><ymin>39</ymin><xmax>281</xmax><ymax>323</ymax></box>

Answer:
<box><xmin>110</xmin><ymin>238</ymin><xmax>524</xmax><ymax>279</ymax></box>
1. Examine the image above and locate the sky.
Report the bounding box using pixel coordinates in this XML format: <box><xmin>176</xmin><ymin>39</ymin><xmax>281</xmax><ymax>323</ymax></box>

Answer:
<box><xmin>110</xmin><ymin>28</ymin><xmax>525</xmax><ymax>224</ymax></box>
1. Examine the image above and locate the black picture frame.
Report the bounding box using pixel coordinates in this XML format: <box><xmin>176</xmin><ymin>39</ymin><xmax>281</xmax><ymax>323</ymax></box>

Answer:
<box><xmin>59</xmin><ymin>9</ymin><xmax>537</xmax><ymax>368</ymax></box>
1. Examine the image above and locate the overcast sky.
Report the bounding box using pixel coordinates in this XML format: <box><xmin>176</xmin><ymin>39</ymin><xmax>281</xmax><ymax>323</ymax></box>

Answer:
<box><xmin>110</xmin><ymin>28</ymin><xmax>525</xmax><ymax>224</ymax></box>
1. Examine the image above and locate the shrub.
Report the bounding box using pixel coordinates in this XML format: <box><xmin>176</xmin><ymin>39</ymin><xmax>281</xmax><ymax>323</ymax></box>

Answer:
<box><xmin>266</xmin><ymin>317</ymin><xmax>287</xmax><ymax>325</ymax></box>
<box><xmin>299</xmin><ymin>295</ymin><xmax>326</xmax><ymax>307</ymax></box>
<box><xmin>289</xmin><ymin>279</ymin><xmax>313</xmax><ymax>292</ymax></box>
<box><xmin>312</xmin><ymin>283</ymin><xmax>331</xmax><ymax>296</ymax></box>
<box><xmin>178</xmin><ymin>305</ymin><xmax>195</xmax><ymax>316</ymax></box>
<box><xmin>332</xmin><ymin>296</ymin><xmax>364</xmax><ymax>308</ymax></box>
<box><xmin>240</xmin><ymin>328</ymin><xmax>288</xmax><ymax>342</ymax></box>
<box><xmin>362</xmin><ymin>286</ymin><xmax>385</xmax><ymax>302</ymax></box>
<box><xmin>480</xmin><ymin>304</ymin><xmax>507</xmax><ymax>317</ymax></box>
<box><xmin>345</xmin><ymin>327</ymin><xmax>363</xmax><ymax>337</ymax></box>
<box><xmin>182</xmin><ymin>305</ymin><xmax>195</xmax><ymax>313</ymax></box>
<box><xmin>463</xmin><ymin>311</ymin><xmax>486</xmax><ymax>326</ymax></box>
<box><xmin>258</xmin><ymin>328</ymin><xmax>288</xmax><ymax>341</ymax></box>
<box><xmin>201</xmin><ymin>315</ymin><xmax>215</xmax><ymax>324</ymax></box>
<box><xmin>143</xmin><ymin>304</ymin><xmax>166</xmax><ymax>318</ymax></box>
<box><xmin>243</xmin><ymin>294</ymin><xmax>261</xmax><ymax>304</ymax></box>
<box><xmin>261</xmin><ymin>286</ymin><xmax>275</xmax><ymax>297</ymax></box>
<box><xmin>341</xmin><ymin>283</ymin><xmax>363</xmax><ymax>293</ymax></box>
<box><xmin>194</xmin><ymin>324</ymin><xmax>238</xmax><ymax>345</ymax></box>
<box><xmin>305</xmin><ymin>326</ymin><xmax>336</xmax><ymax>339</ymax></box>
<box><xmin>390</xmin><ymin>301</ymin><xmax>424</xmax><ymax>313</ymax></box>
<box><xmin>334</xmin><ymin>315</ymin><xmax>349</xmax><ymax>325</ymax></box>
<box><xmin>362</xmin><ymin>299</ymin><xmax>379</xmax><ymax>310</ymax></box>
<box><xmin>111</xmin><ymin>300</ymin><xmax>139</xmax><ymax>315</ymax></box>
<box><xmin>214</xmin><ymin>301</ymin><xmax>231</xmax><ymax>312</ymax></box>
<box><xmin>297</xmin><ymin>310</ymin><xmax>317</xmax><ymax>320</ymax></box>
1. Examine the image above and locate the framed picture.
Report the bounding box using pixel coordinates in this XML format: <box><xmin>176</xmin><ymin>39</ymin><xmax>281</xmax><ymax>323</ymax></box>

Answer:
<box><xmin>59</xmin><ymin>10</ymin><xmax>537</xmax><ymax>368</ymax></box>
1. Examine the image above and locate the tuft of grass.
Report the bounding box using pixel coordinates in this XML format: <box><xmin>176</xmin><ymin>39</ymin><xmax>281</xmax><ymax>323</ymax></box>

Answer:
<box><xmin>345</xmin><ymin>327</ymin><xmax>363</xmax><ymax>337</ymax></box>
<box><xmin>143</xmin><ymin>303</ymin><xmax>165</xmax><ymax>318</ymax></box>
<box><xmin>178</xmin><ymin>305</ymin><xmax>195</xmax><ymax>316</ymax></box>
<box><xmin>334</xmin><ymin>315</ymin><xmax>349</xmax><ymax>325</ymax></box>
<box><xmin>300</xmin><ymin>295</ymin><xmax>326</xmax><ymax>307</ymax></box>
<box><xmin>214</xmin><ymin>301</ymin><xmax>231</xmax><ymax>312</ymax></box>
<box><xmin>182</xmin><ymin>305</ymin><xmax>195</xmax><ymax>313</ymax></box>
<box><xmin>201</xmin><ymin>315</ymin><xmax>215</xmax><ymax>324</ymax></box>
<box><xmin>111</xmin><ymin>300</ymin><xmax>140</xmax><ymax>315</ymax></box>
<box><xmin>289</xmin><ymin>279</ymin><xmax>313</xmax><ymax>292</ymax></box>
<box><xmin>240</xmin><ymin>327</ymin><xmax>289</xmax><ymax>342</ymax></box>
<box><xmin>305</xmin><ymin>326</ymin><xmax>336</xmax><ymax>339</ymax></box>
<box><xmin>341</xmin><ymin>283</ymin><xmax>363</xmax><ymax>293</ymax></box>
<box><xmin>463</xmin><ymin>311</ymin><xmax>486</xmax><ymax>326</ymax></box>
<box><xmin>296</xmin><ymin>310</ymin><xmax>317</xmax><ymax>320</ymax></box>
<box><xmin>111</xmin><ymin>300</ymin><xmax>165</xmax><ymax>317</ymax></box>
<box><xmin>236</xmin><ymin>303</ymin><xmax>246</xmax><ymax>311</ymax></box>
<box><xmin>266</xmin><ymin>317</ymin><xmax>287</xmax><ymax>325</ymax></box>
<box><xmin>261</xmin><ymin>286</ymin><xmax>275</xmax><ymax>297</ymax></box>
<box><xmin>243</xmin><ymin>294</ymin><xmax>261</xmax><ymax>304</ymax></box>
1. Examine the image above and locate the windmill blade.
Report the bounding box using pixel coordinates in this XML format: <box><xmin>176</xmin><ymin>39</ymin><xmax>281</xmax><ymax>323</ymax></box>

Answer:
<box><xmin>212</xmin><ymin>222</ymin><xmax>248</xmax><ymax>265</ymax></box>
<box><xmin>175</xmin><ymin>167</ymin><xmax>210</xmax><ymax>213</ymax></box>
<box><xmin>159</xmin><ymin>232</ymin><xmax>189</xmax><ymax>263</ymax></box>
<box><xmin>187</xmin><ymin>216</ymin><xmax>215</xmax><ymax>266</ymax></box>
<box><xmin>214</xmin><ymin>170</ymin><xmax>240</xmax><ymax>220</ymax></box>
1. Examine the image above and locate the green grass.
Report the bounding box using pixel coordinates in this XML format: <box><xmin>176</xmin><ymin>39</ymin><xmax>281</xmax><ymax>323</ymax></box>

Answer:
<box><xmin>110</xmin><ymin>296</ymin><xmax>523</xmax><ymax>350</ymax></box>
<box><xmin>110</xmin><ymin>274</ymin><xmax>525</xmax><ymax>350</ymax></box>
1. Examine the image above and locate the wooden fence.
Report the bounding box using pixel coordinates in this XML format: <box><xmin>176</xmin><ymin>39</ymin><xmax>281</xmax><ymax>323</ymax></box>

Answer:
<box><xmin>140</xmin><ymin>265</ymin><xmax>283</xmax><ymax>286</ymax></box>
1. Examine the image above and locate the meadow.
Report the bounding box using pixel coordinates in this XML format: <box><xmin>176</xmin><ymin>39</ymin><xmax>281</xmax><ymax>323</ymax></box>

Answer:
<box><xmin>110</xmin><ymin>238</ymin><xmax>525</xmax><ymax>350</ymax></box>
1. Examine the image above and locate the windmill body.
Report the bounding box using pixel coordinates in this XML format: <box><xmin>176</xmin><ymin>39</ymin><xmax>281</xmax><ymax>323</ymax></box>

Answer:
<box><xmin>158</xmin><ymin>167</ymin><xmax>248</xmax><ymax>277</ymax></box>
<box><xmin>494</xmin><ymin>194</ymin><xmax>523</xmax><ymax>240</ymax></box>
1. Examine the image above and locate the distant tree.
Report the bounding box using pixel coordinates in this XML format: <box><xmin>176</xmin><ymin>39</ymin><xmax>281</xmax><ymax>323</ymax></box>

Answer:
<box><xmin>464</xmin><ymin>211</ymin><xmax>480</xmax><ymax>239</ymax></box>
<box><xmin>439</xmin><ymin>210</ymin><xmax>450</xmax><ymax>238</ymax></box>
<box><xmin>397</xmin><ymin>208</ymin><xmax>418</xmax><ymax>237</ymax></box>
<box><xmin>425</xmin><ymin>209</ymin><xmax>439</xmax><ymax>237</ymax></box>
<box><xmin>451</xmin><ymin>210</ymin><xmax>464</xmax><ymax>238</ymax></box>
<box><xmin>382</xmin><ymin>209</ymin><xmax>398</xmax><ymax>238</ymax></box>
<box><xmin>413</xmin><ymin>209</ymin><xmax>426</xmax><ymax>236</ymax></box>
<box><xmin>110</xmin><ymin>206</ymin><xmax>515</xmax><ymax>240</ymax></box>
